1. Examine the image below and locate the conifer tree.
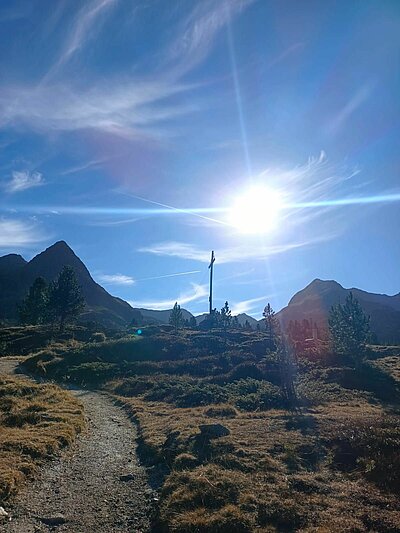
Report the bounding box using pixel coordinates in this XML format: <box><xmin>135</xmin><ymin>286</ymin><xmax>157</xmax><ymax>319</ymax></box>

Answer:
<box><xmin>18</xmin><ymin>277</ymin><xmax>48</xmax><ymax>325</ymax></box>
<box><xmin>189</xmin><ymin>315</ymin><xmax>197</xmax><ymax>329</ymax></box>
<box><xmin>220</xmin><ymin>301</ymin><xmax>231</xmax><ymax>330</ymax></box>
<box><xmin>263</xmin><ymin>303</ymin><xmax>279</xmax><ymax>349</ymax></box>
<box><xmin>220</xmin><ymin>301</ymin><xmax>232</xmax><ymax>342</ymax></box>
<box><xmin>329</xmin><ymin>292</ymin><xmax>370</xmax><ymax>359</ymax></box>
<box><xmin>48</xmin><ymin>266</ymin><xmax>85</xmax><ymax>331</ymax></box>
<box><xmin>169</xmin><ymin>302</ymin><xmax>183</xmax><ymax>333</ymax></box>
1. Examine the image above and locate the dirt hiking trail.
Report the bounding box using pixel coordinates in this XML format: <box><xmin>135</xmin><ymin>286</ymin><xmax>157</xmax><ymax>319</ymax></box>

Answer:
<box><xmin>0</xmin><ymin>357</ymin><xmax>153</xmax><ymax>533</ymax></box>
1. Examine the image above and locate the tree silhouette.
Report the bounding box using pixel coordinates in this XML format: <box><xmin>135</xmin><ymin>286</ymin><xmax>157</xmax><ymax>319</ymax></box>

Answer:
<box><xmin>169</xmin><ymin>302</ymin><xmax>183</xmax><ymax>333</ymax></box>
<box><xmin>276</xmin><ymin>336</ymin><xmax>297</xmax><ymax>407</ymax></box>
<box><xmin>220</xmin><ymin>301</ymin><xmax>232</xmax><ymax>342</ymax></box>
<box><xmin>263</xmin><ymin>303</ymin><xmax>279</xmax><ymax>349</ymax></box>
<box><xmin>48</xmin><ymin>266</ymin><xmax>85</xmax><ymax>331</ymax></box>
<box><xmin>329</xmin><ymin>292</ymin><xmax>370</xmax><ymax>360</ymax></box>
<box><xmin>189</xmin><ymin>315</ymin><xmax>197</xmax><ymax>329</ymax></box>
<box><xmin>18</xmin><ymin>277</ymin><xmax>48</xmax><ymax>325</ymax></box>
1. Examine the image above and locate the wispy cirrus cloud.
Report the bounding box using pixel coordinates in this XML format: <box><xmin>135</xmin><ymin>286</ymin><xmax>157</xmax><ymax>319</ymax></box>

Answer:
<box><xmin>0</xmin><ymin>0</ymin><xmax>254</xmax><ymax>142</ymax></box>
<box><xmin>48</xmin><ymin>0</ymin><xmax>118</xmax><ymax>76</ymax></box>
<box><xmin>130</xmin><ymin>283</ymin><xmax>207</xmax><ymax>310</ymax></box>
<box><xmin>138</xmin><ymin>240</ymin><xmax>305</xmax><ymax>264</ymax></box>
<box><xmin>0</xmin><ymin>218</ymin><xmax>47</xmax><ymax>248</ymax></box>
<box><xmin>5</xmin><ymin>171</ymin><xmax>44</xmax><ymax>193</ymax></box>
<box><xmin>0</xmin><ymin>80</ymin><xmax>190</xmax><ymax>139</ymax></box>
<box><xmin>168</xmin><ymin>0</ymin><xmax>254</xmax><ymax>74</ymax></box>
<box><xmin>98</xmin><ymin>273</ymin><xmax>135</xmax><ymax>286</ymax></box>
<box><xmin>326</xmin><ymin>83</ymin><xmax>375</xmax><ymax>136</ymax></box>
<box><xmin>230</xmin><ymin>295</ymin><xmax>269</xmax><ymax>316</ymax></box>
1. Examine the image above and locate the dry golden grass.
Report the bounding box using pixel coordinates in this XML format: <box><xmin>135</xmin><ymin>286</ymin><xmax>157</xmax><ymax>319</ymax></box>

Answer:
<box><xmin>0</xmin><ymin>374</ymin><xmax>85</xmax><ymax>501</ymax></box>
<box><xmin>373</xmin><ymin>355</ymin><xmax>400</xmax><ymax>383</ymax></box>
<box><xmin>121</xmin><ymin>396</ymin><xmax>400</xmax><ymax>532</ymax></box>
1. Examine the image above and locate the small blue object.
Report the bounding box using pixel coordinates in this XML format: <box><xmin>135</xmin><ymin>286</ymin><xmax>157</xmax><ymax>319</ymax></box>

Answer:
<box><xmin>137</xmin><ymin>329</ymin><xmax>142</xmax><ymax>335</ymax></box>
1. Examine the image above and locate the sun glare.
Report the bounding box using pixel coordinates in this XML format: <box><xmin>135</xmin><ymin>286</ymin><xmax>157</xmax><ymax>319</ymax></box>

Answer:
<box><xmin>228</xmin><ymin>186</ymin><xmax>283</xmax><ymax>234</ymax></box>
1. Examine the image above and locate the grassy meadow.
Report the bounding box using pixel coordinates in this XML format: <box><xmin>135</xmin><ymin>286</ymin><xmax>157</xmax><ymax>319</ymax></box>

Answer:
<box><xmin>2</xmin><ymin>325</ymin><xmax>400</xmax><ymax>531</ymax></box>
<box><xmin>0</xmin><ymin>369</ymin><xmax>85</xmax><ymax>502</ymax></box>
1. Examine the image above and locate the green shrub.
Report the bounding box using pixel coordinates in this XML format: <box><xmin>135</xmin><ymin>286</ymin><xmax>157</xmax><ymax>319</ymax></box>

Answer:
<box><xmin>226</xmin><ymin>379</ymin><xmax>284</xmax><ymax>411</ymax></box>
<box><xmin>91</xmin><ymin>332</ymin><xmax>106</xmax><ymax>343</ymax></box>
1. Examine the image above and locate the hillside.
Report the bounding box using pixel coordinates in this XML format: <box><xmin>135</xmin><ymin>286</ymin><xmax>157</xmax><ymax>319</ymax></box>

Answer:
<box><xmin>277</xmin><ymin>279</ymin><xmax>400</xmax><ymax>344</ymax></box>
<box><xmin>139</xmin><ymin>307</ymin><xmax>194</xmax><ymax>325</ymax></box>
<box><xmin>0</xmin><ymin>241</ymin><xmax>142</xmax><ymax>329</ymax></box>
<box><xmin>19</xmin><ymin>325</ymin><xmax>400</xmax><ymax>532</ymax></box>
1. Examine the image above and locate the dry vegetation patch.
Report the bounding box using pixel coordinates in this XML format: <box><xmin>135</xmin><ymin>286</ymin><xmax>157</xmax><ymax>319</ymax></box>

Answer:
<box><xmin>0</xmin><ymin>374</ymin><xmax>85</xmax><ymax>502</ymax></box>
<box><xmin>21</xmin><ymin>330</ymin><xmax>400</xmax><ymax>531</ymax></box>
<box><xmin>121</xmin><ymin>396</ymin><xmax>400</xmax><ymax>532</ymax></box>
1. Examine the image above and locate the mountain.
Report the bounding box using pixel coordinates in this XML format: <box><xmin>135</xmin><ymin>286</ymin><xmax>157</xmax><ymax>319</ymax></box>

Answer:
<box><xmin>235</xmin><ymin>313</ymin><xmax>259</xmax><ymax>328</ymax></box>
<box><xmin>196</xmin><ymin>312</ymin><xmax>258</xmax><ymax>328</ymax></box>
<box><xmin>0</xmin><ymin>241</ymin><xmax>142</xmax><ymax>329</ymax></box>
<box><xmin>277</xmin><ymin>279</ymin><xmax>400</xmax><ymax>344</ymax></box>
<box><xmin>138</xmin><ymin>307</ymin><xmax>194</xmax><ymax>325</ymax></box>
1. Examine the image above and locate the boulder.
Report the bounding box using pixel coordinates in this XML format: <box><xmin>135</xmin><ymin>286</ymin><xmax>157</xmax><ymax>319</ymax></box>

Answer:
<box><xmin>199</xmin><ymin>424</ymin><xmax>230</xmax><ymax>439</ymax></box>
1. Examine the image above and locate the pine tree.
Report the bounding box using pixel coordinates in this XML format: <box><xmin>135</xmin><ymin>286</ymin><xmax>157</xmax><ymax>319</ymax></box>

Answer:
<box><xmin>18</xmin><ymin>277</ymin><xmax>48</xmax><ymax>325</ymax></box>
<box><xmin>220</xmin><ymin>301</ymin><xmax>231</xmax><ymax>329</ymax></box>
<box><xmin>189</xmin><ymin>315</ymin><xmax>197</xmax><ymax>329</ymax></box>
<box><xmin>263</xmin><ymin>303</ymin><xmax>279</xmax><ymax>349</ymax></box>
<box><xmin>169</xmin><ymin>302</ymin><xmax>183</xmax><ymax>333</ymax></box>
<box><xmin>220</xmin><ymin>301</ymin><xmax>232</xmax><ymax>342</ymax></box>
<box><xmin>48</xmin><ymin>266</ymin><xmax>85</xmax><ymax>331</ymax></box>
<box><xmin>329</xmin><ymin>292</ymin><xmax>370</xmax><ymax>359</ymax></box>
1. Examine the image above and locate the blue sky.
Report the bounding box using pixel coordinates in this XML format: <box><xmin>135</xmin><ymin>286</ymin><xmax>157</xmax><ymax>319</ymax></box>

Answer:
<box><xmin>0</xmin><ymin>0</ymin><xmax>399</xmax><ymax>316</ymax></box>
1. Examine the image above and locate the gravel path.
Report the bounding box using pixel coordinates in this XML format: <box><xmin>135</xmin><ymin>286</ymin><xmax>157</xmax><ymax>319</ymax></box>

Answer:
<box><xmin>0</xmin><ymin>358</ymin><xmax>153</xmax><ymax>533</ymax></box>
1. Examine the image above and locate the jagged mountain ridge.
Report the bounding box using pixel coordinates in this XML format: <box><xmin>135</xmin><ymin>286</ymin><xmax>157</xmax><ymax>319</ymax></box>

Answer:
<box><xmin>0</xmin><ymin>241</ymin><xmax>142</xmax><ymax>328</ymax></box>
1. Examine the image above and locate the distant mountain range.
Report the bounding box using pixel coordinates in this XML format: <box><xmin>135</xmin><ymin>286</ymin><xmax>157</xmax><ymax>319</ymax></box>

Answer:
<box><xmin>1</xmin><ymin>242</ymin><xmax>399</xmax><ymax>342</ymax></box>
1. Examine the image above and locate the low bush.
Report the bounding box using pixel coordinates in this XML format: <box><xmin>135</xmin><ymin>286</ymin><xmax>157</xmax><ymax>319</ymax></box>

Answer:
<box><xmin>327</xmin><ymin>415</ymin><xmax>400</xmax><ymax>492</ymax></box>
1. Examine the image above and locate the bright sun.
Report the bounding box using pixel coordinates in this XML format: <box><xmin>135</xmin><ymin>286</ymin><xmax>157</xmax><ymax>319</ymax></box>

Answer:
<box><xmin>228</xmin><ymin>186</ymin><xmax>283</xmax><ymax>234</ymax></box>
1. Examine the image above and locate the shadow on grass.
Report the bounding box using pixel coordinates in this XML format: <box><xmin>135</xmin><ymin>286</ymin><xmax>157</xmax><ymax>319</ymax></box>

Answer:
<box><xmin>335</xmin><ymin>361</ymin><xmax>400</xmax><ymax>403</ymax></box>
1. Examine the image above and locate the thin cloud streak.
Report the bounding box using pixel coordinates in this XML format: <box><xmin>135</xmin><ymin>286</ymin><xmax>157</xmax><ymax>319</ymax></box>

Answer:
<box><xmin>98</xmin><ymin>273</ymin><xmax>135</xmax><ymax>286</ymax></box>
<box><xmin>230</xmin><ymin>295</ymin><xmax>269</xmax><ymax>315</ymax></box>
<box><xmin>98</xmin><ymin>269</ymin><xmax>201</xmax><ymax>286</ymax></box>
<box><xmin>167</xmin><ymin>0</ymin><xmax>255</xmax><ymax>75</ymax></box>
<box><xmin>46</xmin><ymin>0</ymin><xmax>118</xmax><ymax>77</ymax></box>
<box><xmin>137</xmin><ymin>270</ymin><xmax>201</xmax><ymax>282</ymax></box>
<box><xmin>138</xmin><ymin>241</ymin><xmax>306</xmax><ymax>264</ymax></box>
<box><xmin>130</xmin><ymin>282</ymin><xmax>207</xmax><ymax>310</ymax></box>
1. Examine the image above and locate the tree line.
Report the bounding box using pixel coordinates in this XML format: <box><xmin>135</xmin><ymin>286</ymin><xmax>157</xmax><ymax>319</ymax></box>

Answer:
<box><xmin>18</xmin><ymin>266</ymin><xmax>85</xmax><ymax>331</ymax></box>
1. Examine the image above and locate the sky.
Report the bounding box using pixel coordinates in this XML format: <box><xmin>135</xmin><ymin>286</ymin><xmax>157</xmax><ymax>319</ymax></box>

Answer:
<box><xmin>0</xmin><ymin>0</ymin><xmax>399</xmax><ymax>317</ymax></box>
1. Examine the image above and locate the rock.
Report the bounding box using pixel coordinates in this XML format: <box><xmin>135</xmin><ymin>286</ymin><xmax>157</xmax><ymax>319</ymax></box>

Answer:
<box><xmin>120</xmin><ymin>473</ymin><xmax>135</xmax><ymax>482</ymax></box>
<box><xmin>39</xmin><ymin>514</ymin><xmax>67</xmax><ymax>526</ymax></box>
<box><xmin>0</xmin><ymin>506</ymin><xmax>10</xmax><ymax>520</ymax></box>
<box><xmin>199</xmin><ymin>423</ymin><xmax>230</xmax><ymax>439</ymax></box>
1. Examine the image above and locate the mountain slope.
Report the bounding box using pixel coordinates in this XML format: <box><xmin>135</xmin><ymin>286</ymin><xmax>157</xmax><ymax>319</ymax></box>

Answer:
<box><xmin>0</xmin><ymin>241</ymin><xmax>142</xmax><ymax>328</ymax></box>
<box><xmin>277</xmin><ymin>279</ymin><xmax>400</xmax><ymax>343</ymax></box>
<box><xmin>138</xmin><ymin>307</ymin><xmax>194</xmax><ymax>325</ymax></box>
